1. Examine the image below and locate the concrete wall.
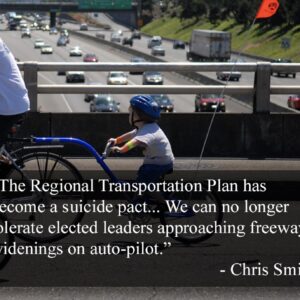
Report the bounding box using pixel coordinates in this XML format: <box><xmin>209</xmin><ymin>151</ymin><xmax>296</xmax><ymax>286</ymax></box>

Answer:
<box><xmin>16</xmin><ymin>112</ymin><xmax>300</xmax><ymax>158</ymax></box>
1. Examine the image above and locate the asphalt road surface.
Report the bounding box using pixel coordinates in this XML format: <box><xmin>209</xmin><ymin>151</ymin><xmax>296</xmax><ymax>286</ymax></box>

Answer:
<box><xmin>0</xmin><ymin>22</ymin><xmax>250</xmax><ymax>113</ymax></box>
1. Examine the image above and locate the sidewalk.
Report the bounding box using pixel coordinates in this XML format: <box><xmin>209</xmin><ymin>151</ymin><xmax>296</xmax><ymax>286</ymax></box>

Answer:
<box><xmin>68</xmin><ymin>157</ymin><xmax>300</xmax><ymax>181</ymax></box>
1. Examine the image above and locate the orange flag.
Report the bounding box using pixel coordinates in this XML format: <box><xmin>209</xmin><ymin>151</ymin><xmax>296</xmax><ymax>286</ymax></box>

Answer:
<box><xmin>255</xmin><ymin>0</ymin><xmax>280</xmax><ymax>19</ymax></box>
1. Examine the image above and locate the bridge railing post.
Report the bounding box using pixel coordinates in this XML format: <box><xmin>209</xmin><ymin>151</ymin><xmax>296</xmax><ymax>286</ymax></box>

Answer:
<box><xmin>253</xmin><ymin>62</ymin><xmax>271</xmax><ymax>114</ymax></box>
<box><xmin>23</xmin><ymin>62</ymin><xmax>38</xmax><ymax>112</ymax></box>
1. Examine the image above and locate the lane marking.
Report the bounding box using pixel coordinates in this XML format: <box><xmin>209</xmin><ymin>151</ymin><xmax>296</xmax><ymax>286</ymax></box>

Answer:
<box><xmin>38</xmin><ymin>72</ymin><xmax>73</xmax><ymax>112</ymax></box>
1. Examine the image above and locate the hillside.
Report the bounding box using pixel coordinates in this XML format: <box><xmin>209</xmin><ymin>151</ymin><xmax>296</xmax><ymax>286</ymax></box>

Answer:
<box><xmin>141</xmin><ymin>17</ymin><xmax>300</xmax><ymax>61</ymax></box>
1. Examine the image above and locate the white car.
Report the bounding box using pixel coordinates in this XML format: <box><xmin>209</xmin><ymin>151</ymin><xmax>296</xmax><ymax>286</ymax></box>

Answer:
<box><xmin>69</xmin><ymin>46</ymin><xmax>83</xmax><ymax>56</ymax></box>
<box><xmin>40</xmin><ymin>44</ymin><xmax>53</xmax><ymax>54</ymax></box>
<box><xmin>42</xmin><ymin>24</ymin><xmax>50</xmax><ymax>31</ymax></box>
<box><xmin>34</xmin><ymin>39</ymin><xmax>45</xmax><ymax>49</ymax></box>
<box><xmin>147</xmin><ymin>36</ymin><xmax>162</xmax><ymax>48</ymax></box>
<box><xmin>110</xmin><ymin>33</ymin><xmax>121</xmax><ymax>43</ymax></box>
<box><xmin>107</xmin><ymin>71</ymin><xmax>128</xmax><ymax>85</ymax></box>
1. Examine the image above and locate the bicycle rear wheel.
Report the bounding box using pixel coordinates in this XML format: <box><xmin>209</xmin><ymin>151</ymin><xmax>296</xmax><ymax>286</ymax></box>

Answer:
<box><xmin>160</xmin><ymin>189</ymin><xmax>223</xmax><ymax>244</ymax></box>
<box><xmin>3</xmin><ymin>152</ymin><xmax>87</xmax><ymax>243</ymax></box>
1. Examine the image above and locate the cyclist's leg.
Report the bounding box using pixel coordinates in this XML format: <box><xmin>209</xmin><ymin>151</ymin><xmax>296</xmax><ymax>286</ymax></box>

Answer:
<box><xmin>0</xmin><ymin>113</ymin><xmax>26</xmax><ymax>141</ymax></box>
<box><xmin>0</xmin><ymin>113</ymin><xmax>26</xmax><ymax>163</ymax></box>
<box><xmin>136</xmin><ymin>163</ymin><xmax>173</xmax><ymax>209</ymax></box>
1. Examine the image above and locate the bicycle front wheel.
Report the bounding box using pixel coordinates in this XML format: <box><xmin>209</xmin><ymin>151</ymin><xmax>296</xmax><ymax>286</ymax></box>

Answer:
<box><xmin>3</xmin><ymin>152</ymin><xmax>87</xmax><ymax>243</ymax></box>
<box><xmin>160</xmin><ymin>189</ymin><xmax>223</xmax><ymax>244</ymax></box>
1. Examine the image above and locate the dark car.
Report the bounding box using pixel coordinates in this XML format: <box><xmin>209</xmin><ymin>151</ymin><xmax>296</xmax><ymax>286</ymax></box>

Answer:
<box><xmin>143</xmin><ymin>71</ymin><xmax>163</xmax><ymax>85</ymax></box>
<box><xmin>287</xmin><ymin>95</ymin><xmax>300</xmax><ymax>110</ymax></box>
<box><xmin>130</xmin><ymin>56</ymin><xmax>146</xmax><ymax>75</ymax></box>
<box><xmin>272</xmin><ymin>58</ymin><xmax>296</xmax><ymax>78</ymax></box>
<box><xmin>80</xmin><ymin>23</ymin><xmax>88</xmax><ymax>31</ymax></box>
<box><xmin>57</xmin><ymin>36</ymin><xmax>68</xmax><ymax>46</ymax></box>
<box><xmin>57</xmin><ymin>70</ymin><xmax>66</xmax><ymax>76</ymax></box>
<box><xmin>195</xmin><ymin>94</ymin><xmax>225</xmax><ymax>112</ymax></box>
<box><xmin>84</xmin><ymin>93</ymin><xmax>96</xmax><ymax>102</ymax></box>
<box><xmin>173</xmin><ymin>40</ymin><xmax>185</xmax><ymax>49</ymax></box>
<box><xmin>122</xmin><ymin>37</ymin><xmax>133</xmax><ymax>46</ymax></box>
<box><xmin>90</xmin><ymin>95</ymin><xmax>120</xmax><ymax>112</ymax></box>
<box><xmin>216</xmin><ymin>59</ymin><xmax>242</xmax><ymax>81</ymax></box>
<box><xmin>83</xmin><ymin>53</ymin><xmax>98</xmax><ymax>62</ymax></box>
<box><xmin>151</xmin><ymin>94</ymin><xmax>174</xmax><ymax>112</ymax></box>
<box><xmin>131</xmin><ymin>30</ymin><xmax>141</xmax><ymax>39</ymax></box>
<box><xmin>84</xmin><ymin>82</ymin><xmax>100</xmax><ymax>102</ymax></box>
<box><xmin>216</xmin><ymin>70</ymin><xmax>241</xmax><ymax>81</ymax></box>
<box><xmin>66</xmin><ymin>71</ymin><xmax>85</xmax><ymax>83</ymax></box>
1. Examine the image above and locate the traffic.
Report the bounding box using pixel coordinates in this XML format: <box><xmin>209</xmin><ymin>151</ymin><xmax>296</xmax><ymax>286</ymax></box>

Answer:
<box><xmin>0</xmin><ymin>11</ymin><xmax>298</xmax><ymax>113</ymax></box>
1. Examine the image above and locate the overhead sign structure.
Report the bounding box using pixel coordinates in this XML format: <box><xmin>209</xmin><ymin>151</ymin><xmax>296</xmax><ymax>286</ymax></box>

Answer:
<box><xmin>78</xmin><ymin>0</ymin><xmax>132</xmax><ymax>10</ymax></box>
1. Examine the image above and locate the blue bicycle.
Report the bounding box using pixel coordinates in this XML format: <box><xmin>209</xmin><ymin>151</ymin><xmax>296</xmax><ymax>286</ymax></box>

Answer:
<box><xmin>0</xmin><ymin>136</ymin><xmax>223</xmax><ymax>267</ymax></box>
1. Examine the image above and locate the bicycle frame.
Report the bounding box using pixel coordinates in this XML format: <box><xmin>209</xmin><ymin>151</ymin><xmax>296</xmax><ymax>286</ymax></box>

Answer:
<box><xmin>33</xmin><ymin>137</ymin><xmax>119</xmax><ymax>183</ymax></box>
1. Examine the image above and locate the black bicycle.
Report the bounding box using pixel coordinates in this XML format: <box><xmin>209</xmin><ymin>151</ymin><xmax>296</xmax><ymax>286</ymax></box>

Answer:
<box><xmin>0</xmin><ymin>136</ymin><xmax>223</xmax><ymax>269</ymax></box>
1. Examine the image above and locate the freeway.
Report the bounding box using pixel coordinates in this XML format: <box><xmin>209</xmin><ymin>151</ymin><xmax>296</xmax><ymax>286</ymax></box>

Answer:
<box><xmin>77</xmin><ymin>13</ymin><xmax>300</xmax><ymax>113</ymax></box>
<box><xmin>0</xmin><ymin>20</ymin><xmax>250</xmax><ymax>113</ymax></box>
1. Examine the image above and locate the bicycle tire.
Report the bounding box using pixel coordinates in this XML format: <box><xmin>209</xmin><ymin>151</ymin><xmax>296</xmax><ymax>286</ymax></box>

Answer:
<box><xmin>160</xmin><ymin>188</ymin><xmax>223</xmax><ymax>244</ymax></box>
<box><xmin>0</xmin><ymin>214</ymin><xmax>14</xmax><ymax>270</ymax></box>
<box><xmin>3</xmin><ymin>152</ymin><xmax>87</xmax><ymax>243</ymax></box>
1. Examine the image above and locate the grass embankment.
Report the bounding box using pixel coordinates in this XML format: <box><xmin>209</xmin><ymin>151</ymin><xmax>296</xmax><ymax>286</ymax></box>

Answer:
<box><xmin>141</xmin><ymin>17</ymin><xmax>300</xmax><ymax>61</ymax></box>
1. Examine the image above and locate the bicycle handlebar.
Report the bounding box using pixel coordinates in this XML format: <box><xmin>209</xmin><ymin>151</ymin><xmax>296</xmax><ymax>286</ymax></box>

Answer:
<box><xmin>102</xmin><ymin>141</ymin><xmax>114</xmax><ymax>159</ymax></box>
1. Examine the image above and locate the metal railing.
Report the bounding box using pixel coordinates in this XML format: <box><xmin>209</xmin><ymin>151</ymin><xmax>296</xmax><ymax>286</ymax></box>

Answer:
<box><xmin>19</xmin><ymin>61</ymin><xmax>300</xmax><ymax>113</ymax></box>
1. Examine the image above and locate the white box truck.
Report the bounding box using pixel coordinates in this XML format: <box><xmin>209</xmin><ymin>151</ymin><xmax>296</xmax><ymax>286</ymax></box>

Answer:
<box><xmin>187</xmin><ymin>30</ymin><xmax>231</xmax><ymax>61</ymax></box>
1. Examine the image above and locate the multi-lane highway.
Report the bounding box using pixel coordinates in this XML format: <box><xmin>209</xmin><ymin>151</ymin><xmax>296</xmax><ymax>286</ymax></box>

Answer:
<box><xmin>0</xmin><ymin>14</ymin><xmax>297</xmax><ymax>113</ymax></box>
<box><xmin>83</xmin><ymin>13</ymin><xmax>300</xmax><ymax>112</ymax></box>
<box><xmin>0</xmin><ymin>18</ymin><xmax>250</xmax><ymax>113</ymax></box>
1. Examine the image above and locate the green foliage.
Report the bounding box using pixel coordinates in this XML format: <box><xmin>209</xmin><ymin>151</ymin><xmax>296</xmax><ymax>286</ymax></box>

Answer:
<box><xmin>141</xmin><ymin>17</ymin><xmax>300</xmax><ymax>62</ymax></box>
<box><xmin>172</xmin><ymin>0</ymin><xmax>297</xmax><ymax>27</ymax></box>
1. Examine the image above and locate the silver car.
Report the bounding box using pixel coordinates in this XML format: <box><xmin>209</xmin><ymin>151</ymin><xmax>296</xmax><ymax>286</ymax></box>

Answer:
<box><xmin>142</xmin><ymin>71</ymin><xmax>163</xmax><ymax>85</ymax></box>
<box><xmin>151</xmin><ymin>46</ymin><xmax>165</xmax><ymax>56</ymax></box>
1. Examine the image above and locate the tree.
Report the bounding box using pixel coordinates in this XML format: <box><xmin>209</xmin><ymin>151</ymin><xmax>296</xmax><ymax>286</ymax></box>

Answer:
<box><xmin>178</xmin><ymin>0</ymin><xmax>207</xmax><ymax>20</ymax></box>
<box><xmin>209</xmin><ymin>6</ymin><xmax>221</xmax><ymax>24</ymax></box>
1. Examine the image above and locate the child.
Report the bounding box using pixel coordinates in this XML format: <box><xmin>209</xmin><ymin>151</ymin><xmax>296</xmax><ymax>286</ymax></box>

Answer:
<box><xmin>109</xmin><ymin>95</ymin><xmax>174</xmax><ymax>207</ymax></box>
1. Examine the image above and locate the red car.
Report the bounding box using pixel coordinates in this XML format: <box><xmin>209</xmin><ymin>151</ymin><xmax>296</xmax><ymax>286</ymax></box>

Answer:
<box><xmin>83</xmin><ymin>54</ymin><xmax>98</xmax><ymax>62</ymax></box>
<box><xmin>287</xmin><ymin>95</ymin><xmax>300</xmax><ymax>109</ymax></box>
<box><xmin>195</xmin><ymin>94</ymin><xmax>226</xmax><ymax>112</ymax></box>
